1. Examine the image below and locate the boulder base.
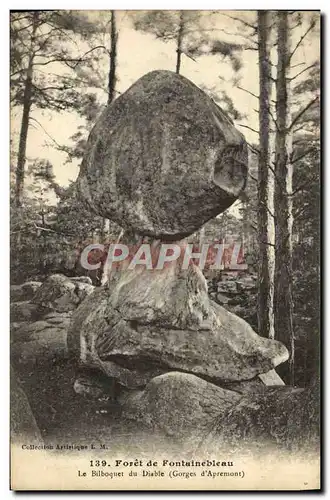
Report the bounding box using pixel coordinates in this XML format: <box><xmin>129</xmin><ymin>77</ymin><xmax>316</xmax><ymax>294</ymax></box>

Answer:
<box><xmin>68</xmin><ymin>263</ymin><xmax>288</xmax><ymax>389</ymax></box>
<box><xmin>77</xmin><ymin>70</ymin><xmax>248</xmax><ymax>239</ymax></box>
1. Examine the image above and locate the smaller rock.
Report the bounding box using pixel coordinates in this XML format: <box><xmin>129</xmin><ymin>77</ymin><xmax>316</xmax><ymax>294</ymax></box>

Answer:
<box><xmin>10</xmin><ymin>282</ymin><xmax>42</xmax><ymax>302</ymax></box>
<box><xmin>42</xmin><ymin>312</ymin><xmax>72</xmax><ymax>325</ymax></box>
<box><xmin>11</xmin><ymin>367</ymin><xmax>43</xmax><ymax>444</ymax></box>
<box><xmin>201</xmin><ymin>384</ymin><xmax>319</xmax><ymax>453</ymax></box>
<box><xmin>67</xmin><ymin>286</ymin><xmax>111</xmax><ymax>360</ymax></box>
<box><xmin>258</xmin><ymin>369</ymin><xmax>285</xmax><ymax>386</ymax></box>
<box><xmin>217</xmin><ymin>281</ymin><xmax>237</xmax><ymax>294</ymax></box>
<box><xmin>11</xmin><ymin>326</ymin><xmax>68</xmax><ymax>368</ymax></box>
<box><xmin>216</xmin><ymin>292</ymin><xmax>230</xmax><ymax>304</ymax></box>
<box><xmin>70</xmin><ymin>276</ymin><xmax>93</xmax><ymax>285</ymax></box>
<box><xmin>236</xmin><ymin>279</ymin><xmax>257</xmax><ymax>292</ymax></box>
<box><xmin>11</xmin><ymin>312</ymin><xmax>70</xmax><ymax>369</ymax></box>
<box><xmin>11</xmin><ymin>320</ymin><xmax>50</xmax><ymax>343</ymax></box>
<box><xmin>33</xmin><ymin>274</ymin><xmax>81</xmax><ymax>313</ymax></box>
<box><xmin>10</xmin><ymin>285</ymin><xmax>25</xmax><ymax>303</ymax></box>
<box><xmin>12</xmin><ymin>317</ymin><xmax>69</xmax><ymax>343</ymax></box>
<box><xmin>73</xmin><ymin>371</ymin><xmax>117</xmax><ymax>400</ymax></box>
<box><xmin>121</xmin><ymin>372</ymin><xmax>242</xmax><ymax>441</ymax></box>
<box><xmin>21</xmin><ymin>281</ymin><xmax>42</xmax><ymax>298</ymax></box>
<box><xmin>74</xmin><ymin>282</ymin><xmax>95</xmax><ymax>302</ymax></box>
<box><xmin>10</xmin><ymin>301</ymin><xmax>38</xmax><ymax>322</ymax></box>
<box><xmin>11</xmin><ymin>321</ymin><xmax>29</xmax><ymax>341</ymax></box>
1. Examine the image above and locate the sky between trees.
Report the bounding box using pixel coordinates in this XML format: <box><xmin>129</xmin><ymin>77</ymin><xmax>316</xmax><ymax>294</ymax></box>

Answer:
<box><xmin>10</xmin><ymin>10</ymin><xmax>320</xmax><ymax>200</ymax></box>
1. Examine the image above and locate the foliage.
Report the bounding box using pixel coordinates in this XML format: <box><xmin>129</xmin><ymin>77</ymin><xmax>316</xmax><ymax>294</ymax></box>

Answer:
<box><xmin>11</xmin><ymin>11</ymin><xmax>103</xmax><ymax>110</ymax></box>
<box><xmin>132</xmin><ymin>10</ymin><xmax>244</xmax><ymax>73</ymax></box>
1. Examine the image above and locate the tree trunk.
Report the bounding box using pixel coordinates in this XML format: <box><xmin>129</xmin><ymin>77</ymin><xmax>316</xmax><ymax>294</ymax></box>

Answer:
<box><xmin>107</xmin><ymin>10</ymin><xmax>118</xmax><ymax>104</ymax></box>
<box><xmin>176</xmin><ymin>11</ymin><xmax>184</xmax><ymax>74</ymax></box>
<box><xmin>15</xmin><ymin>12</ymin><xmax>39</xmax><ymax>207</ymax></box>
<box><xmin>274</xmin><ymin>11</ymin><xmax>294</xmax><ymax>385</ymax></box>
<box><xmin>98</xmin><ymin>9</ymin><xmax>118</xmax><ymax>283</ymax></box>
<box><xmin>257</xmin><ymin>11</ymin><xmax>275</xmax><ymax>339</ymax></box>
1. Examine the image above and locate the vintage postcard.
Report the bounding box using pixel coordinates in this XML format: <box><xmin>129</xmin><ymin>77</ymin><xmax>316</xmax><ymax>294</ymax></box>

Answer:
<box><xmin>10</xmin><ymin>9</ymin><xmax>321</xmax><ymax>491</ymax></box>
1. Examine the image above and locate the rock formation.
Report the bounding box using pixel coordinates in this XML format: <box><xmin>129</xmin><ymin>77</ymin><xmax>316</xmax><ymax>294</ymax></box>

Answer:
<box><xmin>11</xmin><ymin>275</ymin><xmax>95</xmax><ymax>369</ymax></box>
<box><xmin>66</xmin><ymin>70</ymin><xmax>292</xmax><ymax>442</ymax></box>
<box><xmin>11</xmin><ymin>367</ymin><xmax>43</xmax><ymax>445</ymax></box>
<box><xmin>68</xmin><ymin>262</ymin><xmax>287</xmax><ymax>390</ymax></box>
<box><xmin>9</xmin><ymin>70</ymin><xmax>319</xmax><ymax>455</ymax></box>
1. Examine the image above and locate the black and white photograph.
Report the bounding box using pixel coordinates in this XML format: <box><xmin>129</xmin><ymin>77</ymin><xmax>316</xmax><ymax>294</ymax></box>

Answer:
<box><xmin>9</xmin><ymin>9</ymin><xmax>321</xmax><ymax>491</ymax></box>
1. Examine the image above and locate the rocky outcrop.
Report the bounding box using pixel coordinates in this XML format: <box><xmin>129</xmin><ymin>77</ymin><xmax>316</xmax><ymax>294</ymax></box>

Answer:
<box><xmin>10</xmin><ymin>281</ymin><xmax>42</xmax><ymax>302</ymax></box>
<box><xmin>68</xmin><ymin>261</ymin><xmax>288</xmax><ymax>391</ymax></box>
<box><xmin>33</xmin><ymin>274</ymin><xmax>94</xmax><ymax>313</ymax></box>
<box><xmin>120</xmin><ymin>371</ymin><xmax>319</xmax><ymax>450</ymax></box>
<box><xmin>77</xmin><ymin>70</ymin><xmax>248</xmax><ymax>240</ymax></box>
<box><xmin>70</xmin><ymin>276</ymin><xmax>93</xmax><ymax>285</ymax></box>
<box><xmin>11</xmin><ymin>367</ymin><xmax>43</xmax><ymax>444</ymax></box>
<box><xmin>69</xmin><ymin>69</ymin><xmax>288</xmax><ymax>413</ymax></box>
<box><xmin>10</xmin><ymin>274</ymin><xmax>95</xmax><ymax>372</ymax></box>
<box><xmin>200</xmin><ymin>379</ymin><xmax>320</xmax><ymax>452</ymax></box>
<box><xmin>120</xmin><ymin>372</ymin><xmax>242</xmax><ymax>439</ymax></box>
<box><xmin>208</xmin><ymin>274</ymin><xmax>259</xmax><ymax>330</ymax></box>
<box><xmin>10</xmin><ymin>71</ymin><xmax>299</xmax><ymax>452</ymax></box>
<box><xmin>11</xmin><ymin>314</ymin><xmax>70</xmax><ymax>367</ymax></box>
<box><xmin>10</xmin><ymin>301</ymin><xmax>39</xmax><ymax>322</ymax></box>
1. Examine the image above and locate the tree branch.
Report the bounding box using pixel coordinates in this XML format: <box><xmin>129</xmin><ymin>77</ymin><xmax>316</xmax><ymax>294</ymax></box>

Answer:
<box><xmin>289</xmin><ymin>175</ymin><xmax>318</xmax><ymax>196</ymax></box>
<box><xmin>78</xmin><ymin>45</ymin><xmax>111</xmax><ymax>60</ymax></box>
<box><xmin>267</xmin><ymin>107</ymin><xmax>280</xmax><ymax>132</ymax></box>
<box><xmin>11</xmin><ymin>21</ymin><xmax>36</xmax><ymax>34</ymax></box>
<box><xmin>32</xmin><ymin>45</ymin><xmax>109</xmax><ymax>70</ymax></box>
<box><xmin>289</xmin><ymin>20</ymin><xmax>316</xmax><ymax>61</ymax></box>
<box><xmin>259</xmin><ymin>199</ymin><xmax>275</xmax><ymax>219</ymax></box>
<box><xmin>293</xmin><ymin>124</ymin><xmax>308</xmax><ymax>134</ymax></box>
<box><xmin>264</xmin><ymin>241</ymin><xmax>275</xmax><ymax>247</ymax></box>
<box><xmin>294</xmin><ymin>205</ymin><xmax>309</xmax><ymax>220</ymax></box>
<box><xmin>29</xmin><ymin>117</ymin><xmax>64</xmax><ymax>151</ymax></box>
<box><xmin>33</xmin><ymin>57</ymin><xmax>85</xmax><ymax>68</ymax></box>
<box><xmin>33</xmin><ymin>224</ymin><xmax>72</xmax><ymax>240</ymax></box>
<box><xmin>244</xmin><ymin>46</ymin><xmax>259</xmax><ymax>51</ymax></box>
<box><xmin>291</xmin><ymin>62</ymin><xmax>305</xmax><ymax>69</ymax></box>
<box><xmin>247</xmin><ymin>142</ymin><xmax>260</xmax><ymax>155</ymax></box>
<box><xmin>237</xmin><ymin>86</ymin><xmax>259</xmax><ymax>100</ymax></box>
<box><xmin>290</xmin><ymin>62</ymin><xmax>318</xmax><ymax>81</ymax></box>
<box><xmin>32</xmin><ymin>83</ymin><xmax>74</xmax><ymax>93</ymax></box>
<box><xmin>183</xmin><ymin>52</ymin><xmax>197</xmax><ymax>63</ymax></box>
<box><xmin>289</xmin><ymin>97</ymin><xmax>319</xmax><ymax>130</ymax></box>
<box><xmin>291</xmin><ymin>147</ymin><xmax>318</xmax><ymax>164</ymax></box>
<box><xmin>42</xmin><ymin>20</ymin><xmax>80</xmax><ymax>49</ymax></box>
<box><xmin>268</xmin><ymin>163</ymin><xmax>278</xmax><ymax>180</ymax></box>
<box><xmin>249</xmin><ymin>173</ymin><xmax>258</xmax><ymax>183</ymax></box>
<box><xmin>237</xmin><ymin>124</ymin><xmax>259</xmax><ymax>135</ymax></box>
<box><xmin>222</xmin><ymin>13</ymin><xmax>257</xmax><ymax>31</ymax></box>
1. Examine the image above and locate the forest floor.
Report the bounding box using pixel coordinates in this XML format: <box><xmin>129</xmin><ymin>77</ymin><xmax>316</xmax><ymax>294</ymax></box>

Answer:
<box><xmin>17</xmin><ymin>358</ymin><xmax>186</xmax><ymax>457</ymax></box>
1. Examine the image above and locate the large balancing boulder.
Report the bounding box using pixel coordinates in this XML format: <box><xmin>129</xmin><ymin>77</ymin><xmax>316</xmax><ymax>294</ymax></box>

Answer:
<box><xmin>77</xmin><ymin>70</ymin><xmax>248</xmax><ymax>239</ymax></box>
